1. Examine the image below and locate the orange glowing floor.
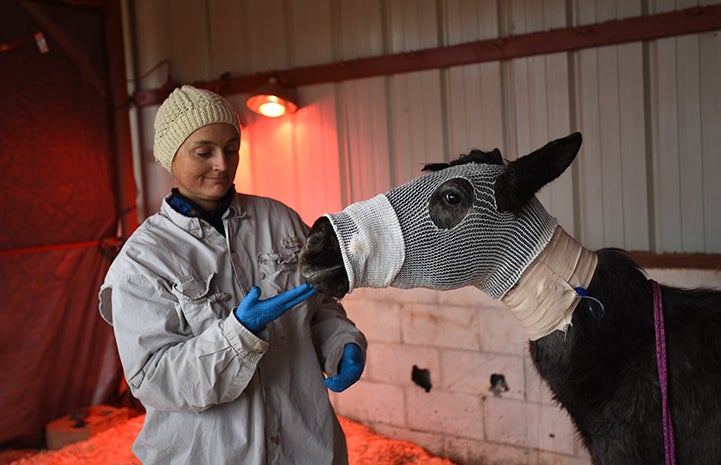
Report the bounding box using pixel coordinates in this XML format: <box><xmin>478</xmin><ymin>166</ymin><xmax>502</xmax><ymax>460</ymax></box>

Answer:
<box><xmin>5</xmin><ymin>415</ymin><xmax>456</xmax><ymax>465</ymax></box>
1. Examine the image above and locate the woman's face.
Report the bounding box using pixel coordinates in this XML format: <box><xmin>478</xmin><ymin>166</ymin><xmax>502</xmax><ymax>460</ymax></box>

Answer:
<box><xmin>171</xmin><ymin>123</ymin><xmax>240</xmax><ymax>211</ymax></box>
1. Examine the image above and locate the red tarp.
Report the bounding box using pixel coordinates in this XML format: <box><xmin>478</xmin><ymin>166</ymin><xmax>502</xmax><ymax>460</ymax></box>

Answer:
<box><xmin>0</xmin><ymin>2</ymin><xmax>126</xmax><ymax>449</ymax></box>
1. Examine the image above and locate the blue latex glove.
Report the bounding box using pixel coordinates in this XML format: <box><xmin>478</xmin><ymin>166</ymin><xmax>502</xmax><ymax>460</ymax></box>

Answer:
<box><xmin>235</xmin><ymin>283</ymin><xmax>316</xmax><ymax>335</ymax></box>
<box><xmin>324</xmin><ymin>343</ymin><xmax>364</xmax><ymax>392</ymax></box>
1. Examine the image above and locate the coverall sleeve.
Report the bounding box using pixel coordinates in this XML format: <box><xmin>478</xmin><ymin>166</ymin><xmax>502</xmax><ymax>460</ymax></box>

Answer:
<box><xmin>99</xmin><ymin>273</ymin><xmax>268</xmax><ymax>413</ymax></box>
<box><xmin>309</xmin><ymin>293</ymin><xmax>368</xmax><ymax>377</ymax></box>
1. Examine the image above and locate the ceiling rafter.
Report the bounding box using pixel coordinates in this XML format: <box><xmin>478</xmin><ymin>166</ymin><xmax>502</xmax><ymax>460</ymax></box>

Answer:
<box><xmin>131</xmin><ymin>4</ymin><xmax>721</xmax><ymax>107</ymax></box>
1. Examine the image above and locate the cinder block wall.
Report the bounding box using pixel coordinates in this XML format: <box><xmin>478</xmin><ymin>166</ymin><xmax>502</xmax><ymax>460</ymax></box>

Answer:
<box><xmin>329</xmin><ymin>269</ymin><xmax>721</xmax><ymax>465</ymax></box>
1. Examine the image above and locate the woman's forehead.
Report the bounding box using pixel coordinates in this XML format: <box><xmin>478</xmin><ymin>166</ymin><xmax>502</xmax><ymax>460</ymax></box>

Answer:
<box><xmin>185</xmin><ymin>123</ymin><xmax>239</xmax><ymax>146</ymax></box>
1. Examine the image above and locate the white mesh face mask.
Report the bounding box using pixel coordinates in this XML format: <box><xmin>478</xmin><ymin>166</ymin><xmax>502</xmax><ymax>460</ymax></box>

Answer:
<box><xmin>325</xmin><ymin>163</ymin><xmax>558</xmax><ymax>298</ymax></box>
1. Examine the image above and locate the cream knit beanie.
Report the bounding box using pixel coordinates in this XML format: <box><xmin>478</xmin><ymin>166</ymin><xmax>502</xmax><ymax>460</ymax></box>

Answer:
<box><xmin>153</xmin><ymin>85</ymin><xmax>240</xmax><ymax>172</ymax></box>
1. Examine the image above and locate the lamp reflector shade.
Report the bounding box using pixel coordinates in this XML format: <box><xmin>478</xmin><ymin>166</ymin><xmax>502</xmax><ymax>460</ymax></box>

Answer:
<box><xmin>246</xmin><ymin>79</ymin><xmax>298</xmax><ymax>117</ymax></box>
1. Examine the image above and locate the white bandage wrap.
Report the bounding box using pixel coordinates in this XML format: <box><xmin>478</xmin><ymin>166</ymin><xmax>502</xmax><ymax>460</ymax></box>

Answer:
<box><xmin>325</xmin><ymin>194</ymin><xmax>405</xmax><ymax>294</ymax></box>
<box><xmin>501</xmin><ymin>226</ymin><xmax>598</xmax><ymax>340</ymax></box>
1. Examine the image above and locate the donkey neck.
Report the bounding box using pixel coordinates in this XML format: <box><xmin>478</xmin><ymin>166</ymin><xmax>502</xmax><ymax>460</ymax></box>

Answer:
<box><xmin>500</xmin><ymin>226</ymin><xmax>597</xmax><ymax>341</ymax></box>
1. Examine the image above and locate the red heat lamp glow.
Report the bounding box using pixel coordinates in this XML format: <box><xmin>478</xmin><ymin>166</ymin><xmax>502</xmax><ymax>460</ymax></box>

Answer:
<box><xmin>246</xmin><ymin>78</ymin><xmax>298</xmax><ymax>118</ymax></box>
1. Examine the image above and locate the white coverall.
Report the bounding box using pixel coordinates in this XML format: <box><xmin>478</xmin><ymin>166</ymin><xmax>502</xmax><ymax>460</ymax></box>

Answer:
<box><xmin>99</xmin><ymin>193</ymin><xmax>367</xmax><ymax>465</ymax></box>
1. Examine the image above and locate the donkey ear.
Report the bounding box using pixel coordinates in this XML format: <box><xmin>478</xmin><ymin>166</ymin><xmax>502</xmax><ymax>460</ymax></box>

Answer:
<box><xmin>495</xmin><ymin>132</ymin><xmax>582</xmax><ymax>213</ymax></box>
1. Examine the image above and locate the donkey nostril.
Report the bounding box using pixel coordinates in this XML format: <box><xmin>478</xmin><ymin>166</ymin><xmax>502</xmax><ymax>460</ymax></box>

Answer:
<box><xmin>308</xmin><ymin>233</ymin><xmax>328</xmax><ymax>252</ymax></box>
<box><xmin>304</xmin><ymin>233</ymin><xmax>321</xmax><ymax>251</ymax></box>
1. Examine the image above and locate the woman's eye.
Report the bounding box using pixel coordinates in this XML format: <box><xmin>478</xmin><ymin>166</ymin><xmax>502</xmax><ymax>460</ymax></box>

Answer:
<box><xmin>197</xmin><ymin>152</ymin><xmax>212</xmax><ymax>158</ymax></box>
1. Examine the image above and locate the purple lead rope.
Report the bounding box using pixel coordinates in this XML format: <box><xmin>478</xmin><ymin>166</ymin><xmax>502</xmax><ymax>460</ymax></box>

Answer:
<box><xmin>650</xmin><ymin>279</ymin><xmax>676</xmax><ymax>465</ymax></box>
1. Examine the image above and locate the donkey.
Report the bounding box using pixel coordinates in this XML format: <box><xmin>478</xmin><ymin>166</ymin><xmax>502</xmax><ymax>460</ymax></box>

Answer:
<box><xmin>299</xmin><ymin>132</ymin><xmax>721</xmax><ymax>465</ymax></box>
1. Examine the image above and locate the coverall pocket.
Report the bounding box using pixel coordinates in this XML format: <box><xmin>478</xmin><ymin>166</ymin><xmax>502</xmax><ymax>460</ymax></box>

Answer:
<box><xmin>173</xmin><ymin>273</ymin><xmax>230</xmax><ymax>334</ymax></box>
<box><xmin>257</xmin><ymin>251</ymin><xmax>298</xmax><ymax>282</ymax></box>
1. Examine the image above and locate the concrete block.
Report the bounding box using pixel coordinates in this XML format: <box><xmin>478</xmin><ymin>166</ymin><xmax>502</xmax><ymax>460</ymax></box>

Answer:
<box><xmin>483</xmin><ymin>396</ymin><xmax>578</xmax><ymax>455</ymax></box>
<box><xmin>444</xmin><ymin>436</ymin><xmax>538</xmax><ymax>465</ymax></box>
<box><xmin>394</xmin><ymin>287</ymin><xmax>445</xmax><ymax>305</ymax></box>
<box><xmin>346</xmin><ymin>287</ymin><xmax>441</xmax><ymax>305</ymax></box>
<box><xmin>332</xmin><ymin>380</ymin><xmax>406</xmax><ymax>426</ymax></box>
<box><xmin>440</xmin><ymin>349</ymin><xmax>525</xmax><ymax>400</ymax></box>
<box><xmin>365</xmin><ymin>342</ymin><xmax>440</xmax><ymax>387</ymax></box>
<box><xmin>526</xmin><ymin>403</ymin><xmax>578</xmax><ymax>455</ymax></box>
<box><xmin>444</xmin><ymin>434</ymin><xmax>592</xmax><ymax>465</ymax></box>
<box><xmin>406</xmin><ymin>388</ymin><xmax>484</xmax><ymax>440</ymax></box>
<box><xmin>477</xmin><ymin>306</ymin><xmax>529</xmax><ymax>356</ymax></box>
<box><xmin>436</xmin><ymin>286</ymin><xmax>502</xmax><ymax>309</ymax></box>
<box><xmin>401</xmin><ymin>304</ymin><xmax>481</xmax><ymax>350</ymax></box>
<box><xmin>482</xmin><ymin>396</ymin><xmax>532</xmax><ymax>448</ymax></box>
<box><xmin>342</xmin><ymin>298</ymin><xmax>402</xmax><ymax>343</ymax></box>
<box><xmin>535</xmin><ymin>450</ymin><xmax>592</xmax><ymax>465</ymax></box>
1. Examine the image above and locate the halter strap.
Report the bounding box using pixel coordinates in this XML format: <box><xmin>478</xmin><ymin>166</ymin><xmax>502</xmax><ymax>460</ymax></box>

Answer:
<box><xmin>650</xmin><ymin>279</ymin><xmax>676</xmax><ymax>465</ymax></box>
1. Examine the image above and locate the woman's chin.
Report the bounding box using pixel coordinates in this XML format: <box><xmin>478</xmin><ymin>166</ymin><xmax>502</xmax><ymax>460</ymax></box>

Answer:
<box><xmin>204</xmin><ymin>181</ymin><xmax>233</xmax><ymax>194</ymax></box>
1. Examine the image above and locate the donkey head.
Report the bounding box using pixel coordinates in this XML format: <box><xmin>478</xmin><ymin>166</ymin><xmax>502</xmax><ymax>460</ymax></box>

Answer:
<box><xmin>299</xmin><ymin>132</ymin><xmax>582</xmax><ymax>299</ymax></box>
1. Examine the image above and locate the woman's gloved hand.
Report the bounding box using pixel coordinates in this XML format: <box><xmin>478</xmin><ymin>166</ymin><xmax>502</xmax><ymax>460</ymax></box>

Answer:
<box><xmin>234</xmin><ymin>283</ymin><xmax>316</xmax><ymax>335</ymax></box>
<box><xmin>324</xmin><ymin>343</ymin><xmax>364</xmax><ymax>392</ymax></box>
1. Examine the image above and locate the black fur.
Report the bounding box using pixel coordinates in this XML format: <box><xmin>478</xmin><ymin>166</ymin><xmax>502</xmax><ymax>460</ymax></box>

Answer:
<box><xmin>422</xmin><ymin>147</ymin><xmax>504</xmax><ymax>172</ymax></box>
<box><xmin>531</xmin><ymin>248</ymin><xmax>721</xmax><ymax>464</ymax></box>
<box><xmin>495</xmin><ymin>132</ymin><xmax>582</xmax><ymax>213</ymax></box>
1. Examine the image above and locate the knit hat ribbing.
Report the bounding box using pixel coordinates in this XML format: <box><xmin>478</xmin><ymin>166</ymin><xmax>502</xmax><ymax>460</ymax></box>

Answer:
<box><xmin>153</xmin><ymin>85</ymin><xmax>240</xmax><ymax>172</ymax></box>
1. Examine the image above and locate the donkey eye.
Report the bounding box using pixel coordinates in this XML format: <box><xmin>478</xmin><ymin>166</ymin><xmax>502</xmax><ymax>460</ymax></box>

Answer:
<box><xmin>429</xmin><ymin>178</ymin><xmax>474</xmax><ymax>229</ymax></box>
<box><xmin>444</xmin><ymin>191</ymin><xmax>461</xmax><ymax>205</ymax></box>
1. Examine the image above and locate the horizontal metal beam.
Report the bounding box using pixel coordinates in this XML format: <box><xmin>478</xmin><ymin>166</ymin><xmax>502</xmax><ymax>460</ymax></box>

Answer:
<box><xmin>631</xmin><ymin>251</ymin><xmax>721</xmax><ymax>270</ymax></box>
<box><xmin>132</xmin><ymin>4</ymin><xmax>721</xmax><ymax>106</ymax></box>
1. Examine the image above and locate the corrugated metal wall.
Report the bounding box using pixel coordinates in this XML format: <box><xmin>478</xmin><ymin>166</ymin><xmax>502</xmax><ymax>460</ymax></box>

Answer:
<box><xmin>128</xmin><ymin>0</ymin><xmax>721</xmax><ymax>255</ymax></box>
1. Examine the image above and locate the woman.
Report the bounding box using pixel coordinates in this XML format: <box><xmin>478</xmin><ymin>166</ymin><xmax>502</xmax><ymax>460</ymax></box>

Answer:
<box><xmin>99</xmin><ymin>85</ymin><xmax>366</xmax><ymax>465</ymax></box>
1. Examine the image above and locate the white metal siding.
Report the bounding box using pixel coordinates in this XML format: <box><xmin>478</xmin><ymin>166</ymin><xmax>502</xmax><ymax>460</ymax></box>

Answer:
<box><xmin>128</xmin><ymin>0</ymin><xmax>721</xmax><ymax>246</ymax></box>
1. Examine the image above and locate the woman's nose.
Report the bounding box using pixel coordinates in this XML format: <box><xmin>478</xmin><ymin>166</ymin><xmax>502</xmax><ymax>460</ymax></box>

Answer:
<box><xmin>212</xmin><ymin>151</ymin><xmax>228</xmax><ymax>170</ymax></box>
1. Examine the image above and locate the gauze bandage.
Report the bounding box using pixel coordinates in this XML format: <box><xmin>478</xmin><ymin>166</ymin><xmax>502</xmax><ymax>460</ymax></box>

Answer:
<box><xmin>325</xmin><ymin>194</ymin><xmax>405</xmax><ymax>293</ymax></box>
<box><xmin>501</xmin><ymin>226</ymin><xmax>598</xmax><ymax>340</ymax></box>
<box><xmin>325</xmin><ymin>163</ymin><xmax>558</xmax><ymax>298</ymax></box>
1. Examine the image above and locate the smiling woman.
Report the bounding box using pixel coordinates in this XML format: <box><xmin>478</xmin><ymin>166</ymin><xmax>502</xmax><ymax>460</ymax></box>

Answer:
<box><xmin>98</xmin><ymin>85</ymin><xmax>368</xmax><ymax>465</ymax></box>
<box><xmin>170</xmin><ymin>123</ymin><xmax>240</xmax><ymax>211</ymax></box>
